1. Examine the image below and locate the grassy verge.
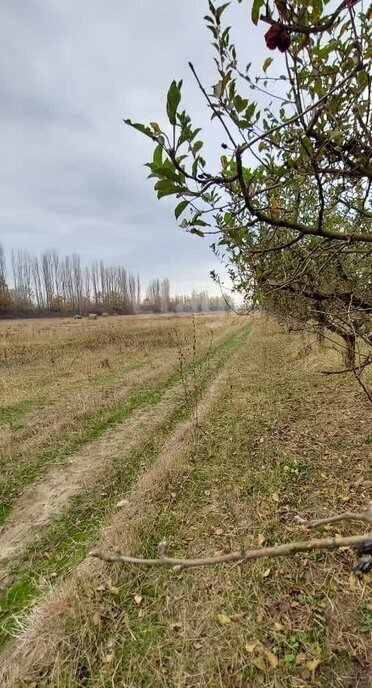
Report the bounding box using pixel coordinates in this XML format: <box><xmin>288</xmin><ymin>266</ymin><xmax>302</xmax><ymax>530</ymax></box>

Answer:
<box><xmin>0</xmin><ymin>323</ymin><xmax>250</xmax><ymax>648</ymax></box>
<box><xmin>17</xmin><ymin>319</ymin><xmax>371</xmax><ymax>688</ymax></box>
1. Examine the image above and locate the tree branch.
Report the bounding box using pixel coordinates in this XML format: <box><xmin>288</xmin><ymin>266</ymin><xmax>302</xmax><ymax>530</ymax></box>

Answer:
<box><xmin>90</xmin><ymin>533</ymin><xmax>371</xmax><ymax>572</ymax></box>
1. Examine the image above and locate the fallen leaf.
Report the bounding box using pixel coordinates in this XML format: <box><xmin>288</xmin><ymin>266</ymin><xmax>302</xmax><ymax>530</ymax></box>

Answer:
<box><xmin>245</xmin><ymin>641</ymin><xmax>258</xmax><ymax>653</ymax></box>
<box><xmin>116</xmin><ymin>499</ymin><xmax>129</xmax><ymax>508</ymax></box>
<box><xmin>230</xmin><ymin>612</ymin><xmax>245</xmax><ymax>621</ymax></box>
<box><xmin>251</xmin><ymin>656</ymin><xmax>266</xmax><ymax>671</ymax></box>
<box><xmin>193</xmin><ymin>641</ymin><xmax>203</xmax><ymax>650</ymax></box>
<box><xmin>263</xmin><ymin>648</ymin><xmax>278</xmax><ymax>668</ymax></box>
<box><xmin>102</xmin><ymin>654</ymin><xmax>113</xmax><ymax>664</ymax></box>
<box><xmin>96</xmin><ymin>584</ymin><xmax>106</xmax><ymax>592</ymax></box>
<box><xmin>257</xmin><ymin>534</ymin><xmax>266</xmax><ymax>546</ymax></box>
<box><xmin>92</xmin><ymin>612</ymin><xmax>101</xmax><ymax>627</ymax></box>
<box><xmin>272</xmin><ymin>492</ymin><xmax>280</xmax><ymax>503</ymax></box>
<box><xmin>262</xmin><ymin>567</ymin><xmax>271</xmax><ymax>578</ymax></box>
<box><xmin>134</xmin><ymin>594</ymin><xmax>143</xmax><ymax>605</ymax></box>
<box><xmin>108</xmin><ymin>585</ymin><xmax>119</xmax><ymax>595</ymax></box>
<box><xmin>214</xmin><ymin>527</ymin><xmax>224</xmax><ymax>536</ymax></box>
<box><xmin>138</xmin><ymin>608</ymin><xmax>145</xmax><ymax>618</ymax></box>
<box><xmin>217</xmin><ymin>613</ymin><xmax>231</xmax><ymax>625</ymax></box>
<box><xmin>306</xmin><ymin>658</ymin><xmax>321</xmax><ymax>673</ymax></box>
<box><xmin>273</xmin><ymin>621</ymin><xmax>284</xmax><ymax>631</ymax></box>
<box><xmin>204</xmin><ymin>490</ymin><xmax>211</xmax><ymax>496</ymax></box>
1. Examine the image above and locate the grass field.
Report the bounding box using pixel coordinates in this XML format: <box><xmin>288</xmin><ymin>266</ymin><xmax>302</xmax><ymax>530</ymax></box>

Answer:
<box><xmin>0</xmin><ymin>313</ymin><xmax>371</xmax><ymax>687</ymax></box>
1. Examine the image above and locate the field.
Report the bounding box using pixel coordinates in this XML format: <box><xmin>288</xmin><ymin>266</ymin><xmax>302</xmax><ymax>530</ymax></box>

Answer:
<box><xmin>0</xmin><ymin>313</ymin><xmax>371</xmax><ymax>687</ymax></box>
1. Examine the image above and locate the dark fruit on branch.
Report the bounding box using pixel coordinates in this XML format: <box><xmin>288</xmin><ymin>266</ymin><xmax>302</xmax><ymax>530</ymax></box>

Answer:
<box><xmin>265</xmin><ymin>23</ymin><xmax>291</xmax><ymax>53</ymax></box>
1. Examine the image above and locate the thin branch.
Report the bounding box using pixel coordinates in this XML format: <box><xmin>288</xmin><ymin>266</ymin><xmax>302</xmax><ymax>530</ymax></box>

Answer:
<box><xmin>90</xmin><ymin>533</ymin><xmax>371</xmax><ymax>571</ymax></box>
<box><xmin>294</xmin><ymin>508</ymin><xmax>372</xmax><ymax>528</ymax></box>
<box><xmin>188</xmin><ymin>62</ymin><xmax>237</xmax><ymax>149</ymax></box>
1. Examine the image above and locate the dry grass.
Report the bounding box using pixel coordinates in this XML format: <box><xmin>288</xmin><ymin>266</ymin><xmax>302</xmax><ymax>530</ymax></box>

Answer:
<box><xmin>0</xmin><ymin>313</ymin><xmax>239</xmax><ymax>508</ymax></box>
<box><xmin>0</xmin><ymin>317</ymin><xmax>371</xmax><ymax>687</ymax></box>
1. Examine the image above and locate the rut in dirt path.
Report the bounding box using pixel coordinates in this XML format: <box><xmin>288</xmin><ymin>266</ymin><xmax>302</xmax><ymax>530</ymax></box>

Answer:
<box><xmin>0</xmin><ymin>328</ymin><xmax>247</xmax><ymax>570</ymax></box>
<box><xmin>0</xmin><ymin>380</ymin><xmax>189</xmax><ymax>567</ymax></box>
<box><xmin>0</xmin><ymin>334</ymin><xmax>243</xmax><ymax>687</ymax></box>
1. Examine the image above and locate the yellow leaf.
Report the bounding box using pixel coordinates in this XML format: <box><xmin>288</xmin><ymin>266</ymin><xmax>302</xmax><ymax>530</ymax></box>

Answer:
<box><xmin>245</xmin><ymin>641</ymin><xmax>258</xmax><ymax>653</ymax></box>
<box><xmin>272</xmin><ymin>492</ymin><xmax>280</xmax><ymax>503</ymax></box>
<box><xmin>257</xmin><ymin>534</ymin><xmax>266</xmax><ymax>546</ymax></box>
<box><xmin>306</xmin><ymin>658</ymin><xmax>321</xmax><ymax>673</ymax></box>
<box><xmin>262</xmin><ymin>567</ymin><xmax>271</xmax><ymax>578</ymax></box>
<box><xmin>217</xmin><ymin>613</ymin><xmax>231</xmax><ymax>625</ymax></box>
<box><xmin>103</xmin><ymin>654</ymin><xmax>113</xmax><ymax>664</ymax></box>
<box><xmin>134</xmin><ymin>594</ymin><xmax>143</xmax><ymax>605</ymax></box>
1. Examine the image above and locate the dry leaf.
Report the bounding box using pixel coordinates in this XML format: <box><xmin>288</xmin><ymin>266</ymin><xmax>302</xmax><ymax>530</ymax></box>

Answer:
<box><xmin>204</xmin><ymin>490</ymin><xmax>211</xmax><ymax>496</ymax></box>
<box><xmin>257</xmin><ymin>534</ymin><xmax>266</xmax><ymax>546</ymax></box>
<box><xmin>306</xmin><ymin>658</ymin><xmax>321</xmax><ymax>673</ymax></box>
<box><xmin>251</xmin><ymin>656</ymin><xmax>266</xmax><ymax>671</ymax></box>
<box><xmin>263</xmin><ymin>648</ymin><xmax>278</xmax><ymax>668</ymax></box>
<box><xmin>217</xmin><ymin>613</ymin><xmax>231</xmax><ymax>625</ymax></box>
<box><xmin>102</xmin><ymin>654</ymin><xmax>113</xmax><ymax>664</ymax></box>
<box><xmin>273</xmin><ymin>621</ymin><xmax>284</xmax><ymax>631</ymax></box>
<box><xmin>272</xmin><ymin>492</ymin><xmax>280</xmax><ymax>503</ymax></box>
<box><xmin>92</xmin><ymin>612</ymin><xmax>101</xmax><ymax>627</ymax></box>
<box><xmin>230</xmin><ymin>612</ymin><xmax>245</xmax><ymax>621</ymax></box>
<box><xmin>137</xmin><ymin>608</ymin><xmax>145</xmax><ymax>618</ymax></box>
<box><xmin>96</xmin><ymin>584</ymin><xmax>106</xmax><ymax>592</ymax></box>
<box><xmin>214</xmin><ymin>527</ymin><xmax>224</xmax><ymax>536</ymax></box>
<box><xmin>108</xmin><ymin>585</ymin><xmax>119</xmax><ymax>595</ymax></box>
<box><xmin>245</xmin><ymin>641</ymin><xmax>258</xmax><ymax>653</ymax></box>
<box><xmin>262</xmin><ymin>567</ymin><xmax>271</xmax><ymax>578</ymax></box>
<box><xmin>193</xmin><ymin>641</ymin><xmax>203</xmax><ymax>650</ymax></box>
<box><xmin>134</xmin><ymin>594</ymin><xmax>143</xmax><ymax>605</ymax></box>
<box><xmin>116</xmin><ymin>499</ymin><xmax>129</xmax><ymax>508</ymax></box>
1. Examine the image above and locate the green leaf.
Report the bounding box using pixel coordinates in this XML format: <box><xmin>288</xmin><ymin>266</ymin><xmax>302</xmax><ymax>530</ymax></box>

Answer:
<box><xmin>153</xmin><ymin>144</ymin><xmax>163</xmax><ymax>167</ymax></box>
<box><xmin>166</xmin><ymin>80</ymin><xmax>182</xmax><ymax>125</ymax></box>
<box><xmin>123</xmin><ymin>119</ymin><xmax>156</xmax><ymax>140</ymax></box>
<box><xmin>154</xmin><ymin>179</ymin><xmax>185</xmax><ymax>199</ymax></box>
<box><xmin>175</xmin><ymin>200</ymin><xmax>189</xmax><ymax>219</ymax></box>
<box><xmin>251</xmin><ymin>0</ymin><xmax>264</xmax><ymax>25</ymax></box>
<box><xmin>258</xmin><ymin>141</ymin><xmax>268</xmax><ymax>152</ymax></box>
<box><xmin>234</xmin><ymin>95</ymin><xmax>248</xmax><ymax>112</ymax></box>
<box><xmin>190</xmin><ymin>228</ymin><xmax>205</xmax><ymax>237</ymax></box>
<box><xmin>263</xmin><ymin>57</ymin><xmax>273</xmax><ymax>73</ymax></box>
<box><xmin>193</xmin><ymin>140</ymin><xmax>204</xmax><ymax>154</ymax></box>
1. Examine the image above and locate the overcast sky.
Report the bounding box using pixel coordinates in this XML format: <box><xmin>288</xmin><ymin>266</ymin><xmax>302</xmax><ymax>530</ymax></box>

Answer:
<box><xmin>0</xmin><ymin>1</ymin><xmax>270</xmax><ymax>294</ymax></box>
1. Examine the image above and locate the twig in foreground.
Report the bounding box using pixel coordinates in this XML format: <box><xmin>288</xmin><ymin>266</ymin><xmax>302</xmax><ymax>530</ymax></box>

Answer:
<box><xmin>90</xmin><ymin>533</ymin><xmax>371</xmax><ymax>572</ymax></box>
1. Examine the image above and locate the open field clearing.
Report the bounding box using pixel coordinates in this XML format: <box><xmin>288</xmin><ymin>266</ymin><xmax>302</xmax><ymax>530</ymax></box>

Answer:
<box><xmin>0</xmin><ymin>314</ymin><xmax>371</xmax><ymax>687</ymax></box>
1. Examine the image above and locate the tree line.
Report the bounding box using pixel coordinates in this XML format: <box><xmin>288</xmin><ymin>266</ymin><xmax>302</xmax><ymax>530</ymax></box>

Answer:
<box><xmin>0</xmin><ymin>244</ymin><xmax>230</xmax><ymax>317</ymax></box>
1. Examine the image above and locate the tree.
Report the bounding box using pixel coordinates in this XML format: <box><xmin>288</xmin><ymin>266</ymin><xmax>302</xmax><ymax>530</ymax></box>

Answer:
<box><xmin>124</xmin><ymin>0</ymin><xmax>372</xmax><ymax>397</ymax></box>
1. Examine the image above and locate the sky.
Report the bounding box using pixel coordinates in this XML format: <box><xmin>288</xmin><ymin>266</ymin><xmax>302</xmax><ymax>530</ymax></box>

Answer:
<box><xmin>0</xmin><ymin>0</ymin><xmax>270</xmax><ymax>295</ymax></box>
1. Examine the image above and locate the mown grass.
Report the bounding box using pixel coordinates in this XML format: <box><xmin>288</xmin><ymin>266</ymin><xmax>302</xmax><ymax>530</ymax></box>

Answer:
<box><xmin>15</xmin><ymin>319</ymin><xmax>370</xmax><ymax>688</ymax></box>
<box><xmin>0</xmin><ymin>323</ymin><xmax>251</xmax><ymax>648</ymax></box>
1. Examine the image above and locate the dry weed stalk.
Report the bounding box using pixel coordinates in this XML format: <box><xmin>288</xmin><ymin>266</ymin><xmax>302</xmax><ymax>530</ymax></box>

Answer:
<box><xmin>90</xmin><ymin>507</ymin><xmax>372</xmax><ymax>575</ymax></box>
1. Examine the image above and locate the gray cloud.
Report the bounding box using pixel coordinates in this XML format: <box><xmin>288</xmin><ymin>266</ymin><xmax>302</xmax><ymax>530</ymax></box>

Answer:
<box><xmin>0</xmin><ymin>0</ymin><xmax>271</xmax><ymax>294</ymax></box>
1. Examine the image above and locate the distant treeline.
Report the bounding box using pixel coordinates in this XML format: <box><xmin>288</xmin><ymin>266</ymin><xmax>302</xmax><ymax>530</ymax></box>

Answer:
<box><xmin>0</xmin><ymin>244</ymin><xmax>231</xmax><ymax>318</ymax></box>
